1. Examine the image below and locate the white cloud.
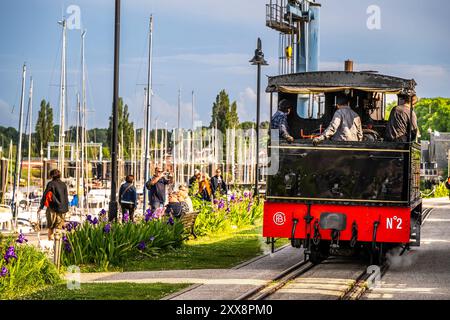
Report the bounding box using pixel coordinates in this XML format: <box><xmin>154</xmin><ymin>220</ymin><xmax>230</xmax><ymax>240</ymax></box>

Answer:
<box><xmin>236</xmin><ymin>87</ymin><xmax>271</xmax><ymax>123</ymax></box>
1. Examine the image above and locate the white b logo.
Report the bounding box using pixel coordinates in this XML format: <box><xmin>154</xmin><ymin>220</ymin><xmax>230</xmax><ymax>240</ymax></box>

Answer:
<box><xmin>273</xmin><ymin>212</ymin><xmax>286</xmax><ymax>226</ymax></box>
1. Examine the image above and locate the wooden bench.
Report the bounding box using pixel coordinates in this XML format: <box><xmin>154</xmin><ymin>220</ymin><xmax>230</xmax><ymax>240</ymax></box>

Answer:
<box><xmin>180</xmin><ymin>211</ymin><xmax>200</xmax><ymax>240</ymax></box>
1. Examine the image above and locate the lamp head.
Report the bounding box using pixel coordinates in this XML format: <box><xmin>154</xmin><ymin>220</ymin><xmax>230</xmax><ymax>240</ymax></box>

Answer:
<box><xmin>249</xmin><ymin>38</ymin><xmax>269</xmax><ymax>66</ymax></box>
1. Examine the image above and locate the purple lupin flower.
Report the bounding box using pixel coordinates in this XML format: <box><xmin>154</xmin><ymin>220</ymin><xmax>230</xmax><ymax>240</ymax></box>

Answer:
<box><xmin>91</xmin><ymin>217</ymin><xmax>99</xmax><ymax>225</ymax></box>
<box><xmin>4</xmin><ymin>246</ymin><xmax>18</xmax><ymax>264</ymax></box>
<box><xmin>243</xmin><ymin>191</ymin><xmax>249</xmax><ymax>198</ymax></box>
<box><xmin>137</xmin><ymin>241</ymin><xmax>146</xmax><ymax>251</ymax></box>
<box><xmin>145</xmin><ymin>210</ymin><xmax>153</xmax><ymax>222</ymax></box>
<box><xmin>213</xmin><ymin>199</ymin><xmax>219</xmax><ymax>205</ymax></box>
<box><xmin>123</xmin><ymin>211</ymin><xmax>130</xmax><ymax>223</ymax></box>
<box><xmin>65</xmin><ymin>222</ymin><xmax>73</xmax><ymax>232</ymax></box>
<box><xmin>64</xmin><ymin>243</ymin><xmax>72</xmax><ymax>253</ymax></box>
<box><xmin>167</xmin><ymin>217</ymin><xmax>174</xmax><ymax>225</ymax></box>
<box><xmin>86</xmin><ymin>215</ymin><xmax>93</xmax><ymax>222</ymax></box>
<box><xmin>0</xmin><ymin>266</ymin><xmax>8</xmax><ymax>277</ymax></box>
<box><xmin>230</xmin><ymin>193</ymin><xmax>236</xmax><ymax>202</ymax></box>
<box><xmin>99</xmin><ymin>209</ymin><xmax>107</xmax><ymax>216</ymax></box>
<box><xmin>218</xmin><ymin>199</ymin><xmax>225</xmax><ymax>210</ymax></box>
<box><xmin>247</xmin><ymin>201</ymin><xmax>253</xmax><ymax>213</ymax></box>
<box><xmin>16</xmin><ymin>233</ymin><xmax>28</xmax><ymax>244</ymax></box>
<box><xmin>104</xmin><ymin>223</ymin><xmax>111</xmax><ymax>234</ymax></box>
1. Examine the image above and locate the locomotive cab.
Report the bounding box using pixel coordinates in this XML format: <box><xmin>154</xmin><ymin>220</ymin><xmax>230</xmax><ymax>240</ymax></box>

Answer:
<box><xmin>264</xmin><ymin>71</ymin><xmax>422</xmax><ymax>264</ymax></box>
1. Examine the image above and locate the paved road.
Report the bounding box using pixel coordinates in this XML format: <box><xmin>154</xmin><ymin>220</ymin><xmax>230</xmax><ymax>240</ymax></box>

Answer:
<box><xmin>364</xmin><ymin>198</ymin><xmax>450</xmax><ymax>300</ymax></box>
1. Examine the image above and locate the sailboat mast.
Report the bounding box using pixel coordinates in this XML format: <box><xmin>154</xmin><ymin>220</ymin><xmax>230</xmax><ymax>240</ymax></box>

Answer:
<box><xmin>58</xmin><ymin>19</ymin><xmax>67</xmax><ymax>179</ymax></box>
<box><xmin>143</xmin><ymin>15</ymin><xmax>153</xmax><ymax>213</ymax></box>
<box><xmin>12</xmin><ymin>63</ymin><xmax>26</xmax><ymax>222</ymax></box>
<box><xmin>27</xmin><ymin>77</ymin><xmax>33</xmax><ymax>199</ymax></box>
<box><xmin>75</xmin><ymin>93</ymin><xmax>80</xmax><ymax>200</ymax></box>
<box><xmin>81</xmin><ymin>30</ymin><xmax>87</xmax><ymax>211</ymax></box>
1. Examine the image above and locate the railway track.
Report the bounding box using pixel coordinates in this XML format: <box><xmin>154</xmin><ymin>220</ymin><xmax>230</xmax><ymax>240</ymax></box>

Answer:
<box><xmin>340</xmin><ymin>263</ymin><xmax>389</xmax><ymax>300</ymax></box>
<box><xmin>238</xmin><ymin>257</ymin><xmax>389</xmax><ymax>301</ymax></box>
<box><xmin>236</xmin><ymin>259</ymin><xmax>316</xmax><ymax>300</ymax></box>
<box><xmin>421</xmin><ymin>207</ymin><xmax>434</xmax><ymax>225</ymax></box>
<box><xmin>238</xmin><ymin>208</ymin><xmax>434</xmax><ymax>301</ymax></box>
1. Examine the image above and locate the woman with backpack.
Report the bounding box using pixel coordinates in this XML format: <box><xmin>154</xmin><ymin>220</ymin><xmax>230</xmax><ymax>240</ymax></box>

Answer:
<box><xmin>119</xmin><ymin>175</ymin><xmax>137</xmax><ymax>222</ymax></box>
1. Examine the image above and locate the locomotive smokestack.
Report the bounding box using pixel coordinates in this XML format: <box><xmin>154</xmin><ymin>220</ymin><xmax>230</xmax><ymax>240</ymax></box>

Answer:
<box><xmin>345</xmin><ymin>60</ymin><xmax>354</xmax><ymax>72</ymax></box>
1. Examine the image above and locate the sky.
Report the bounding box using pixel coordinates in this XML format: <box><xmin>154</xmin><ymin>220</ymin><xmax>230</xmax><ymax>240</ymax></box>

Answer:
<box><xmin>0</xmin><ymin>0</ymin><xmax>449</xmax><ymax>132</ymax></box>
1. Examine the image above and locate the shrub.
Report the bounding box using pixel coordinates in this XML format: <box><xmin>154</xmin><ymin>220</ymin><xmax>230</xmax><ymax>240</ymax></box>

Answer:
<box><xmin>0</xmin><ymin>235</ymin><xmax>60</xmax><ymax>300</ymax></box>
<box><xmin>422</xmin><ymin>182</ymin><xmax>449</xmax><ymax>198</ymax></box>
<box><xmin>61</xmin><ymin>210</ymin><xmax>184</xmax><ymax>271</ymax></box>
<box><xmin>193</xmin><ymin>191</ymin><xmax>263</xmax><ymax>236</ymax></box>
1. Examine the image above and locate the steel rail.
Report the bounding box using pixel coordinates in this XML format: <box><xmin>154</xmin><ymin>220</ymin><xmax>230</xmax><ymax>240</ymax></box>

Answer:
<box><xmin>237</xmin><ymin>260</ymin><xmax>315</xmax><ymax>300</ymax></box>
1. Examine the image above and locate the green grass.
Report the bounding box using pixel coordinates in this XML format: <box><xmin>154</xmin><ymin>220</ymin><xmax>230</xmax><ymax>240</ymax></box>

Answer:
<box><xmin>123</xmin><ymin>225</ymin><xmax>290</xmax><ymax>272</ymax></box>
<box><xmin>20</xmin><ymin>283</ymin><xmax>191</xmax><ymax>300</ymax></box>
<box><xmin>73</xmin><ymin>223</ymin><xmax>291</xmax><ymax>273</ymax></box>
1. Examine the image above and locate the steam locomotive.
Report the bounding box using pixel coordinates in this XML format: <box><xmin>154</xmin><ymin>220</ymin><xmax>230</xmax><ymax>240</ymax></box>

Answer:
<box><xmin>263</xmin><ymin>71</ymin><xmax>421</xmax><ymax>264</ymax></box>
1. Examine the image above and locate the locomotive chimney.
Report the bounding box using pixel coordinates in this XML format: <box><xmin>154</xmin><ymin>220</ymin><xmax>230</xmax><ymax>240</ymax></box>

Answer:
<box><xmin>345</xmin><ymin>60</ymin><xmax>354</xmax><ymax>72</ymax></box>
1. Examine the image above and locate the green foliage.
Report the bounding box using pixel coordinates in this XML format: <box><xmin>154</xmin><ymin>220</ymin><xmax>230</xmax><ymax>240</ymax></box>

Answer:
<box><xmin>21</xmin><ymin>282</ymin><xmax>191</xmax><ymax>300</ymax></box>
<box><xmin>0</xmin><ymin>126</ymin><xmax>19</xmax><ymax>151</ymax></box>
<box><xmin>415</xmin><ymin>98</ymin><xmax>450</xmax><ymax>140</ymax></box>
<box><xmin>210</xmin><ymin>90</ymin><xmax>240</xmax><ymax>131</ymax></box>
<box><xmin>61</xmin><ymin>215</ymin><xmax>184</xmax><ymax>271</ymax></box>
<box><xmin>35</xmin><ymin>99</ymin><xmax>54</xmax><ymax>154</ymax></box>
<box><xmin>422</xmin><ymin>182</ymin><xmax>449</xmax><ymax>198</ymax></box>
<box><xmin>193</xmin><ymin>191</ymin><xmax>263</xmax><ymax>237</ymax></box>
<box><xmin>384</xmin><ymin>101</ymin><xmax>397</xmax><ymax>121</ymax></box>
<box><xmin>0</xmin><ymin>237</ymin><xmax>61</xmax><ymax>299</ymax></box>
<box><xmin>107</xmin><ymin>97</ymin><xmax>135</xmax><ymax>160</ymax></box>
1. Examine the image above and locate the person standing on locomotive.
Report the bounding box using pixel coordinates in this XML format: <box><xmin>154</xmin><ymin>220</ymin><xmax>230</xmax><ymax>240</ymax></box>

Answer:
<box><xmin>385</xmin><ymin>94</ymin><xmax>418</xmax><ymax>143</ymax></box>
<box><xmin>313</xmin><ymin>93</ymin><xmax>363</xmax><ymax>145</ymax></box>
<box><xmin>271</xmin><ymin>99</ymin><xmax>295</xmax><ymax>143</ymax></box>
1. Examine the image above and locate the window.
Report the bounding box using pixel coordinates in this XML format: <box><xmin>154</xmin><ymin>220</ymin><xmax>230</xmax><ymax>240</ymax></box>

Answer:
<box><xmin>296</xmin><ymin>93</ymin><xmax>325</xmax><ymax>119</ymax></box>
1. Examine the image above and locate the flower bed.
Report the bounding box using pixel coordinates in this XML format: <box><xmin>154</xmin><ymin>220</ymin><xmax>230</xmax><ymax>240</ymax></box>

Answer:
<box><xmin>61</xmin><ymin>209</ymin><xmax>184</xmax><ymax>271</ymax></box>
<box><xmin>0</xmin><ymin>233</ymin><xmax>60</xmax><ymax>299</ymax></box>
<box><xmin>193</xmin><ymin>191</ymin><xmax>263</xmax><ymax>236</ymax></box>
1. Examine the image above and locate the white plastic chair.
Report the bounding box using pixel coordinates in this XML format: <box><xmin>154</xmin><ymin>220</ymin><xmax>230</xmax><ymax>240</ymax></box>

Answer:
<box><xmin>0</xmin><ymin>205</ymin><xmax>13</xmax><ymax>231</ymax></box>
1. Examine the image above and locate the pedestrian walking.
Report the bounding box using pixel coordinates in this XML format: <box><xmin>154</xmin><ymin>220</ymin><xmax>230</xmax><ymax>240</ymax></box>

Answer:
<box><xmin>37</xmin><ymin>169</ymin><xmax>69</xmax><ymax>241</ymax></box>
<box><xmin>119</xmin><ymin>175</ymin><xmax>137</xmax><ymax>222</ymax></box>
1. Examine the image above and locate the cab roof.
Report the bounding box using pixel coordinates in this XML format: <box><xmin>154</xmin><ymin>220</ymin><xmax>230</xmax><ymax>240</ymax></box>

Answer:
<box><xmin>266</xmin><ymin>71</ymin><xmax>417</xmax><ymax>95</ymax></box>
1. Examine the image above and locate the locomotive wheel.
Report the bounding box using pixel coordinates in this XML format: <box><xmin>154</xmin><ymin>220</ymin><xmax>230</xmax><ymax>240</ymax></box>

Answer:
<box><xmin>309</xmin><ymin>242</ymin><xmax>330</xmax><ymax>265</ymax></box>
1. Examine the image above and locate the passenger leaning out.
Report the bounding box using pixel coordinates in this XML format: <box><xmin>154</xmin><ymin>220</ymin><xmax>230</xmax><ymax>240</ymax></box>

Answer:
<box><xmin>313</xmin><ymin>93</ymin><xmax>363</xmax><ymax>145</ymax></box>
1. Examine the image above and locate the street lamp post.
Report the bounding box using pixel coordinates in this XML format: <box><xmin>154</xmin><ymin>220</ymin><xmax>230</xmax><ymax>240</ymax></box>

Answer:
<box><xmin>109</xmin><ymin>0</ymin><xmax>121</xmax><ymax>222</ymax></box>
<box><xmin>249</xmin><ymin>38</ymin><xmax>268</xmax><ymax>199</ymax></box>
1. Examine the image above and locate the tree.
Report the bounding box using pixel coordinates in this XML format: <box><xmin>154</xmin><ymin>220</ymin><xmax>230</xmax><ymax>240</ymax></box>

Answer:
<box><xmin>35</xmin><ymin>99</ymin><xmax>54</xmax><ymax>155</ymax></box>
<box><xmin>415</xmin><ymin>98</ymin><xmax>450</xmax><ymax>140</ymax></box>
<box><xmin>210</xmin><ymin>90</ymin><xmax>240</xmax><ymax>132</ymax></box>
<box><xmin>107</xmin><ymin>98</ymin><xmax>135</xmax><ymax>159</ymax></box>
